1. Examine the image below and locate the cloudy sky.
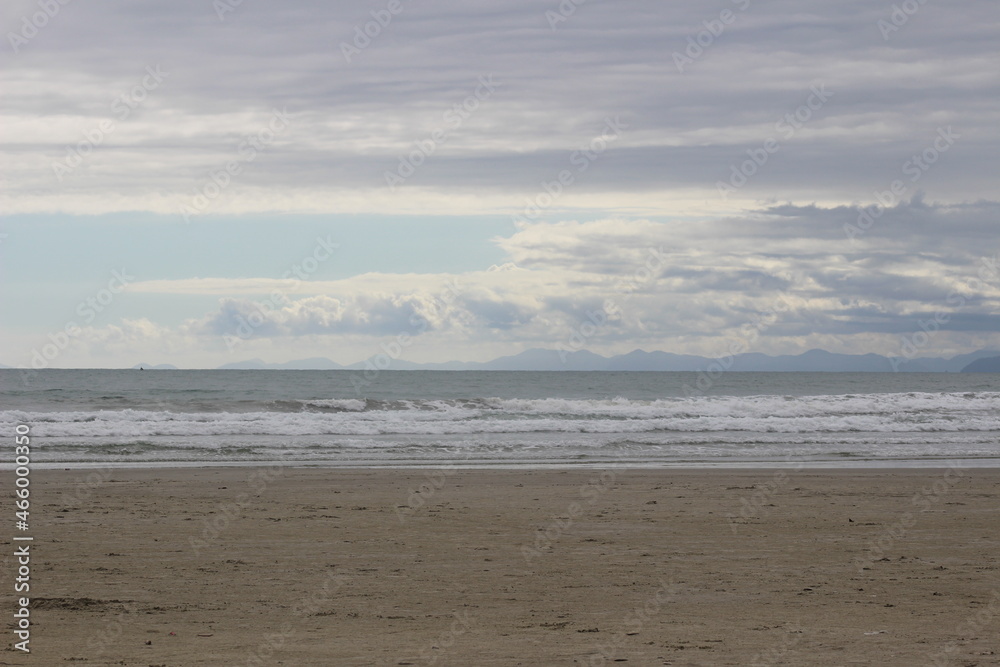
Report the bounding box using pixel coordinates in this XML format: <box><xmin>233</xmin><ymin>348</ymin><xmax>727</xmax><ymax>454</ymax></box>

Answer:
<box><xmin>1</xmin><ymin>0</ymin><xmax>998</xmax><ymax>368</ymax></box>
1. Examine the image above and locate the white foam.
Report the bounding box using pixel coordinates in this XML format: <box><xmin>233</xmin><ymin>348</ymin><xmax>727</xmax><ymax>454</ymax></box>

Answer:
<box><xmin>300</xmin><ymin>398</ymin><xmax>367</xmax><ymax>411</ymax></box>
<box><xmin>4</xmin><ymin>391</ymin><xmax>999</xmax><ymax>438</ymax></box>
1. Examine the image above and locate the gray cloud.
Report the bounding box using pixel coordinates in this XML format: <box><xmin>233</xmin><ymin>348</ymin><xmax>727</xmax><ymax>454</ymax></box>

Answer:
<box><xmin>169</xmin><ymin>200</ymin><xmax>1000</xmax><ymax>356</ymax></box>
<box><xmin>3</xmin><ymin>0</ymin><xmax>996</xmax><ymax>213</ymax></box>
<box><xmin>3</xmin><ymin>0</ymin><xmax>998</xmax><ymax>363</ymax></box>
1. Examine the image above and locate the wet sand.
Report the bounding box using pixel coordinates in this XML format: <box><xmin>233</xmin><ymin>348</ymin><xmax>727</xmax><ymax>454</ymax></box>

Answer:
<box><xmin>3</xmin><ymin>466</ymin><xmax>999</xmax><ymax>665</ymax></box>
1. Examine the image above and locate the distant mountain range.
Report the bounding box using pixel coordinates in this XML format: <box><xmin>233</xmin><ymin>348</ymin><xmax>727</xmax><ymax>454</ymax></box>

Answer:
<box><xmin>3</xmin><ymin>349</ymin><xmax>998</xmax><ymax>372</ymax></box>
<box><xmin>961</xmin><ymin>355</ymin><xmax>1000</xmax><ymax>372</ymax></box>
<box><xmin>208</xmin><ymin>348</ymin><xmax>1000</xmax><ymax>372</ymax></box>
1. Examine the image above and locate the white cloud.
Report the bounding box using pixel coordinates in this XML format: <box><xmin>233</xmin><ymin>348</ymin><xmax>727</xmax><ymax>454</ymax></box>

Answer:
<box><xmin>3</xmin><ymin>0</ymin><xmax>998</xmax><ymax>366</ymax></box>
<box><xmin>37</xmin><ymin>203</ymin><xmax>990</xmax><ymax>365</ymax></box>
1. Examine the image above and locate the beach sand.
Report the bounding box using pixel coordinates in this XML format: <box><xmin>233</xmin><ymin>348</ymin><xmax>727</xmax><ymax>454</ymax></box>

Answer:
<box><xmin>3</xmin><ymin>466</ymin><xmax>999</xmax><ymax>665</ymax></box>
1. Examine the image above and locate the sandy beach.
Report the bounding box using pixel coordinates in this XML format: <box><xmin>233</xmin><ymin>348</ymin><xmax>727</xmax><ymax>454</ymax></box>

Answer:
<box><xmin>4</xmin><ymin>466</ymin><xmax>999</xmax><ymax>665</ymax></box>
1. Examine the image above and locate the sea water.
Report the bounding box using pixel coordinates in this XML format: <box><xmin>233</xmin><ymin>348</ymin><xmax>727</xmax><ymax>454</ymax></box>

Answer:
<box><xmin>1</xmin><ymin>369</ymin><xmax>998</xmax><ymax>468</ymax></box>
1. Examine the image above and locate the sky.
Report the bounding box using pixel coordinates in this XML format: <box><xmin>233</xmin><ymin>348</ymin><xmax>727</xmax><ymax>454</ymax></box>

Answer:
<box><xmin>1</xmin><ymin>0</ymin><xmax>998</xmax><ymax>369</ymax></box>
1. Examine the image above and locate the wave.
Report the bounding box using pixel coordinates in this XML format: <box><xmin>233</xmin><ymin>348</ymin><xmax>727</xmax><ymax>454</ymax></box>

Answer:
<box><xmin>4</xmin><ymin>392</ymin><xmax>999</xmax><ymax>438</ymax></box>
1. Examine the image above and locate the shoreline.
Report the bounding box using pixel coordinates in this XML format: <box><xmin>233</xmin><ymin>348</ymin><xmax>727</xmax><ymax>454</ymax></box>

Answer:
<box><xmin>11</xmin><ymin>456</ymin><xmax>1000</xmax><ymax>471</ymax></box>
<box><xmin>5</xmin><ymin>467</ymin><xmax>999</xmax><ymax>665</ymax></box>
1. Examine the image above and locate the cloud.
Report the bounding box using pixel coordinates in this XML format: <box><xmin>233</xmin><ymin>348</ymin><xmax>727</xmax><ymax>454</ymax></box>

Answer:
<box><xmin>51</xmin><ymin>201</ymin><xmax>991</xmax><ymax>363</ymax></box>
<box><xmin>3</xmin><ymin>0</ymin><xmax>997</xmax><ymax>365</ymax></box>
<box><xmin>2</xmin><ymin>0</ymin><xmax>996</xmax><ymax>216</ymax></box>
<box><xmin>190</xmin><ymin>291</ymin><xmax>459</xmax><ymax>338</ymax></box>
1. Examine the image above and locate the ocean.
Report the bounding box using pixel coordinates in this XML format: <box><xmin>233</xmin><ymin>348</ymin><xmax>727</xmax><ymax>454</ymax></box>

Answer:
<box><xmin>2</xmin><ymin>369</ymin><xmax>999</xmax><ymax>469</ymax></box>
